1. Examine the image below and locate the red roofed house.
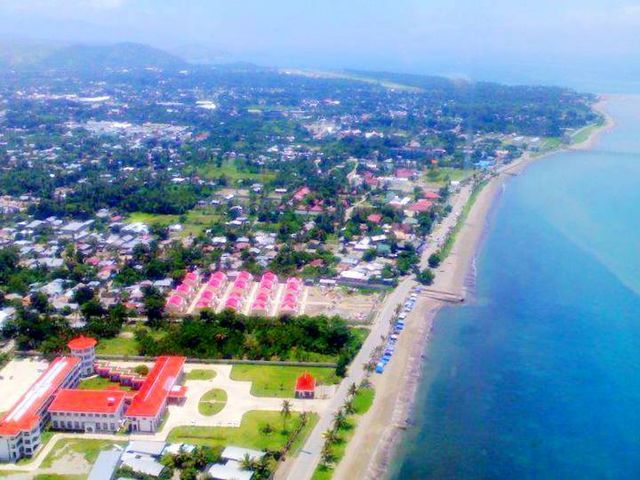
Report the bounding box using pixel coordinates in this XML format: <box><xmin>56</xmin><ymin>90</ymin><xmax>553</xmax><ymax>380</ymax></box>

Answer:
<box><xmin>0</xmin><ymin>356</ymin><xmax>81</xmax><ymax>461</ymax></box>
<box><xmin>125</xmin><ymin>356</ymin><xmax>186</xmax><ymax>432</ymax></box>
<box><xmin>367</xmin><ymin>213</ymin><xmax>383</xmax><ymax>224</ymax></box>
<box><xmin>424</xmin><ymin>191</ymin><xmax>441</xmax><ymax>200</ymax></box>
<box><xmin>395</xmin><ymin>168</ymin><xmax>417</xmax><ymax>179</ymax></box>
<box><xmin>49</xmin><ymin>389</ymin><xmax>127</xmax><ymax>433</ymax></box>
<box><xmin>407</xmin><ymin>199</ymin><xmax>434</xmax><ymax>213</ymax></box>
<box><xmin>293</xmin><ymin>186</ymin><xmax>311</xmax><ymax>202</ymax></box>
<box><xmin>67</xmin><ymin>335</ymin><xmax>97</xmax><ymax>377</ymax></box>
<box><xmin>295</xmin><ymin>371</ymin><xmax>316</xmax><ymax>399</ymax></box>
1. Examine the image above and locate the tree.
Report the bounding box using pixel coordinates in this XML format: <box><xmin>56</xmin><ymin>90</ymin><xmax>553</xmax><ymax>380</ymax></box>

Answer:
<box><xmin>416</xmin><ymin>268</ymin><xmax>435</xmax><ymax>286</ymax></box>
<box><xmin>348</xmin><ymin>382</ymin><xmax>358</xmax><ymax>397</ymax></box>
<box><xmin>333</xmin><ymin>409</ymin><xmax>347</xmax><ymax>431</ymax></box>
<box><xmin>280</xmin><ymin>400</ymin><xmax>292</xmax><ymax>430</ymax></box>
<box><xmin>428</xmin><ymin>252</ymin><xmax>442</xmax><ymax>268</ymax></box>
<box><xmin>322</xmin><ymin>429</ymin><xmax>338</xmax><ymax>445</ymax></box>
<box><xmin>143</xmin><ymin>286</ymin><xmax>165</xmax><ymax>326</ymax></box>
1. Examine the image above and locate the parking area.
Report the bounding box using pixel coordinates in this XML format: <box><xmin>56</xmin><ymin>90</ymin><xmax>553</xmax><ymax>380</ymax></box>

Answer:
<box><xmin>0</xmin><ymin>357</ymin><xmax>50</xmax><ymax>413</ymax></box>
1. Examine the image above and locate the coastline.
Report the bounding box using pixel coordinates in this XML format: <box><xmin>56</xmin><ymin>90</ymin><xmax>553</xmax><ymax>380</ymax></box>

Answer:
<box><xmin>332</xmin><ymin>96</ymin><xmax>614</xmax><ymax>480</ymax></box>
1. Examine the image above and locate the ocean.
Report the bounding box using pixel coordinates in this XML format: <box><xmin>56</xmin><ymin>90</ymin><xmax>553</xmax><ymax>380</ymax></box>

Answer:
<box><xmin>388</xmin><ymin>95</ymin><xmax>640</xmax><ymax>480</ymax></box>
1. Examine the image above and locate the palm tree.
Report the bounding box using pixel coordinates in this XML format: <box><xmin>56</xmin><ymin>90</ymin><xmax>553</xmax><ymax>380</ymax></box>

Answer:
<box><xmin>344</xmin><ymin>399</ymin><xmax>355</xmax><ymax>415</ymax></box>
<box><xmin>240</xmin><ymin>453</ymin><xmax>257</xmax><ymax>471</ymax></box>
<box><xmin>321</xmin><ymin>442</ymin><xmax>334</xmax><ymax>465</ymax></box>
<box><xmin>299</xmin><ymin>411</ymin><xmax>309</xmax><ymax>426</ymax></box>
<box><xmin>281</xmin><ymin>399</ymin><xmax>292</xmax><ymax>429</ymax></box>
<box><xmin>348</xmin><ymin>382</ymin><xmax>358</xmax><ymax>397</ymax></box>
<box><xmin>322</xmin><ymin>428</ymin><xmax>338</xmax><ymax>445</ymax></box>
<box><xmin>333</xmin><ymin>409</ymin><xmax>347</xmax><ymax>431</ymax></box>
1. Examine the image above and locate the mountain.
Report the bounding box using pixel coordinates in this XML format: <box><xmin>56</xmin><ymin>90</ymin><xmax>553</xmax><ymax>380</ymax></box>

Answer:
<box><xmin>36</xmin><ymin>42</ymin><xmax>188</xmax><ymax>71</ymax></box>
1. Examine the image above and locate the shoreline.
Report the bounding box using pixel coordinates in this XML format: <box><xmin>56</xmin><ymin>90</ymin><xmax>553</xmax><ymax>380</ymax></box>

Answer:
<box><xmin>332</xmin><ymin>96</ymin><xmax>614</xmax><ymax>480</ymax></box>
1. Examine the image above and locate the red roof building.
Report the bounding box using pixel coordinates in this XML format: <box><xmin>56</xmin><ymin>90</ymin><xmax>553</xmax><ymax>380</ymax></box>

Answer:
<box><xmin>0</xmin><ymin>356</ymin><xmax>80</xmax><ymax>461</ymax></box>
<box><xmin>367</xmin><ymin>213</ymin><xmax>383</xmax><ymax>224</ymax></box>
<box><xmin>49</xmin><ymin>389</ymin><xmax>126</xmax><ymax>415</ymax></box>
<box><xmin>67</xmin><ymin>336</ymin><xmax>97</xmax><ymax>350</ymax></box>
<box><xmin>126</xmin><ymin>356</ymin><xmax>186</xmax><ymax>432</ymax></box>
<box><xmin>295</xmin><ymin>371</ymin><xmax>316</xmax><ymax>399</ymax></box>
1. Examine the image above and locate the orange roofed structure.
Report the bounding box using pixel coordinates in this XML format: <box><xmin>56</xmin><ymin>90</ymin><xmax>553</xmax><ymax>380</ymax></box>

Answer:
<box><xmin>295</xmin><ymin>371</ymin><xmax>316</xmax><ymax>399</ymax></box>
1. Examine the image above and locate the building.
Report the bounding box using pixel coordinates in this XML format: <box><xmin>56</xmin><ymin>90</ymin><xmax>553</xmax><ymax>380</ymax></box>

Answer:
<box><xmin>207</xmin><ymin>446</ymin><xmax>265</xmax><ymax>480</ymax></box>
<box><xmin>125</xmin><ymin>356</ymin><xmax>186</xmax><ymax>432</ymax></box>
<box><xmin>88</xmin><ymin>449</ymin><xmax>123</xmax><ymax>480</ymax></box>
<box><xmin>67</xmin><ymin>335</ymin><xmax>97</xmax><ymax>377</ymax></box>
<box><xmin>0</xmin><ymin>356</ymin><xmax>81</xmax><ymax>462</ymax></box>
<box><xmin>295</xmin><ymin>371</ymin><xmax>316</xmax><ymax>399</ymax></box>
<box><xmin>48</xmin><ymin>389</ymin><xmax>127</xmax><ymax>433</ymax></box>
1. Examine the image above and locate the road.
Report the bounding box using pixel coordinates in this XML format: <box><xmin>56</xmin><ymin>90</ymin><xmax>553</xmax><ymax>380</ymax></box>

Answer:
<box><xmin>282</xmin><ymin>183</ymin><xmax>474</xmax><ymax>480</ymax></box>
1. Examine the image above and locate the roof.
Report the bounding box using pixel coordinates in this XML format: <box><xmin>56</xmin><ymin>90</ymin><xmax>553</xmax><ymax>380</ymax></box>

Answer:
<box><xmin>88</xmin><ymin>449</ymin><xmax>123</xmax><ymax>480</ymax></box>
<box><xmin>68</xmin><ymin>335</ymin><xmax>97</xmax><ymax>350</ymax></box>
<box><xmin>125</xmin><ymin>440</ymin><xmax>167</xmax><ymax>457</ymax></box>
<box><xmin>121</xmin><ymin>456</ymin><xmax>165</xmax><ymax>477</ymax></box>
<box><xmin>49</xmin><ymin>389</ymin><xmax>127</xmax><ymax>414</ymax></box>
<box><xmin>207</xmin><ymin>461</ymin><xmax>253</xmax><ymax>480</ymax></box>
<box><xmin>295</xmin><ymin>371</ymin><xmax>316</xmax><ymax>392</ymax></box>
<box><xmin>125</xmin><ymin>356</ymin><xmax>186</xmax><ymax>418</ymax></box>
<box><xmin>221</xmin><ymin>446</ymin><xmax>265</xmax><ymax>462</ymax></box>
<box><xmin>0</xmin><ymin>356</ymin><xmax>80</xmax><ymax>436</ymax></box>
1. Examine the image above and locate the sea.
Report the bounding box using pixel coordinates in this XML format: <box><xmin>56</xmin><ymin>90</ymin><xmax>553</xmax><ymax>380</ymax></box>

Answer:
<box><xmin>388</xmin><ymin>94</ymin><xmax>640</xmax><ymax>480</ymax></box>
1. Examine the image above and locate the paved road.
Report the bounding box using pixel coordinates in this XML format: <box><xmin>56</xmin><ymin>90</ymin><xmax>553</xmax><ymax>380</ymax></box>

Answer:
<box><xmin>282</xmin><ymin>183</ymin><xmax>473</xmax><ymax>480</ymax></box>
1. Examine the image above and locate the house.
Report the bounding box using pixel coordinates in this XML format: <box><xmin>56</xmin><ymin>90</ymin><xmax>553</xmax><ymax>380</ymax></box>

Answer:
<box><xmin>295</xmin><ymin>371</ymin><xmax>316</xmax><ymax>399</ymax></box>
<box><xmin>207</xmin><ymin>446</ymin><xmax>266</xmax><ymax>480</ymax></box>
<box><xmin>88</xmin><ymin>449</ymin><xmax>123</xmax><ymax>480</ymax></box>
<box><xmin>48</xmin><ymin>389</ymin><xmax>127</xmax><ymax>433</ymax></box>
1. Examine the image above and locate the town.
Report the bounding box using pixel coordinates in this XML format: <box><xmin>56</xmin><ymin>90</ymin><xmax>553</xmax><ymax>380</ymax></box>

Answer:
<box><xmin>0</xmin><ymin>43</ymin><xmax>600</xmax><ymax>480</ymax></box>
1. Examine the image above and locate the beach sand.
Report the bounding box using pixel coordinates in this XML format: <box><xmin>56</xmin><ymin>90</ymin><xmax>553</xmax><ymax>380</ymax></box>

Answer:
<box><xmin>332</xmin><ymin>97</ymin><xmax>613</xmax><ymax>480</ymax></box>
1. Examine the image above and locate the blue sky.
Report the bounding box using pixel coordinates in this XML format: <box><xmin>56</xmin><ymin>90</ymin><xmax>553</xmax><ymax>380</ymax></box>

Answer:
<box><xmin>0</xmin><ymin>0</ymin><xmax>639</xmax><ymax>90</ymax></box>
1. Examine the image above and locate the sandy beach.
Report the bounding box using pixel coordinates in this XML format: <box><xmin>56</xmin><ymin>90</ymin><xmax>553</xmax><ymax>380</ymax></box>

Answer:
<box><xmin>332</xmin><ymin>97</ymin><xmax>614</xmax><ymax>480</ymax></box>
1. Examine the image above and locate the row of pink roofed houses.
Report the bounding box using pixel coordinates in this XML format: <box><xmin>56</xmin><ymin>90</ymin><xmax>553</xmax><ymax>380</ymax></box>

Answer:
<box><xmin>223</xmin><ymin>270</ymin><xmax>253</xmax><ymax>311</ymax></box>
<box><xmin>250</xmin><ymin>271</ymin><xmax>278</xmax><ymax>315</ymax></box>
<box><xmin>165</xmin><ymin>270</ymin><xmax>304</xmax><ymax>317</ymax></box>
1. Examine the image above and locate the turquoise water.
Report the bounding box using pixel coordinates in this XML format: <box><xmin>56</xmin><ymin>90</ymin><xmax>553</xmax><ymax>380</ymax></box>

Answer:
<box><xmin>389</xmin><ymin>95</ymin><xmax>640</xmax><ymax>480</ymax></box>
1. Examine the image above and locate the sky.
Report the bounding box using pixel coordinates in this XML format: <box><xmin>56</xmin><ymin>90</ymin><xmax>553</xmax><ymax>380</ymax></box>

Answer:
<box><xmin>0</xmin><ymin>0</ymin><xmax>639</xmax><ymax>91</ymax></box>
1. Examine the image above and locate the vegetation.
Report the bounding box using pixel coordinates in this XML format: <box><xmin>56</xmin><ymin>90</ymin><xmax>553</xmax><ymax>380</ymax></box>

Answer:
<box><xmin>136</xmin><ymin>310</ymin><xmax>363</xmax><ymax>367</ymax></box>
<box><xmin>40</xmin><ymin>439</ymin><xmax>125</xmax><ymax>469</ymax></box>
<box><xmin>167</xmin><ymin>410</ymin><xmax>318</xmax><ymax>452</ymax></box>
<box><xmin>230</xmin><ymin>365</ymin><xmax>340</xmax><ymax>397</ymax></box>
<box><xmin>313</xmin><ymin>384</ymin><xmax>375</xmax><ymax>480</ymax></box>
<box><xmin>198</xmin><ymin>388</ymin><xmax>227</xmax><ymax>416</ymax></box>
<box><xmin>77</xmin><ymin>375</ymin><xmax>131</xmax><ymax>391</ymax></box>
<box><xmin>186</xmin><ymin>368</ymin><xmax>217</xmax><ymax>381</ymax></box>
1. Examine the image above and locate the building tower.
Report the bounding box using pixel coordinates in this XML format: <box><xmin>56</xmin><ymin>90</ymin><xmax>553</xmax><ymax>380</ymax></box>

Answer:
<box><xmin>67</xmin><ymin>336</ymin><xmax>97</xmax><ymax>377</ymax></box>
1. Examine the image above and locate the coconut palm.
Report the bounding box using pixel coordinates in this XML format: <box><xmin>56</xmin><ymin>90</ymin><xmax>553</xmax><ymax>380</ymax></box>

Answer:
<box><xmin>344</xmin><ymin>399</ymin><xmax>355</xmax><ymax>415</ymax></box>
<box><xmin>240</xmin><ymin>453</ymin><xmax>257</xmax><ymax>471</ymax></box>
<box><xmin>281</xmin><ymin>399</ymin><xmax>292</xmax><ymax>429</ymax></box>
<box><xmin>333</xmin><ymin>409</ymin><xmax>347</xmax><ymax>431</ymax></box>
<box><xmin>322</xmin><ymin>428</ymin><xmax>338</xmax><ymax>445</ymax></box>
<box><xmin>348</xmin><ymin>382</ymin><xmax>358</xmax><ymax>397</ymax></box>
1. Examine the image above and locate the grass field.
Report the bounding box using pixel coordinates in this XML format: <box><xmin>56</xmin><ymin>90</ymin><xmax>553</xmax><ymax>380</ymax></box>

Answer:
<box><xmin>186</xmin><ymin>369</ymin><xmax>217</xmax><ymax>381</ymax></box>
<box><xmin>95</xmin><ymin>336</ymin><xmax>139</xmax><ymax>356</ymax></box>
<box><xmin>126</xmin><ymin>207</ymin><xmax>222</xmax><ymax>237</ymax></box>
<box><xmin>33</xmin><ymin>475</ymin><xmax>85</xmax><ymax>480</ymax></box>
<box><xmin>230</xmin><ymin>365</ymin><xmax>340</xmax><ymax>398</ymax></box>
<box><xmin>197</xmin><ymin>160</ymin><xmax>277</xmax><ymax>183</ymax></box>
<box><xmin>78</xmin><ymin>376</ymin><xmax>132</xmax><ymax>391</ymax></box>
<box><xmin>424</xmin><ymin>167</ymin><xmax>475</xmax><ymax>186</ymax></box>
<box><xmin>198</xmin><ymin>388</ymin><xmax>227</xmax><ymax>416</ymax></box>
<box><xmin>312</xmin><ymin>387</ymin><xmax>375</xmax><ymax>480</ymax></box>
<box><xmin>41</xmin><ymin>439</ymin><xmax>125</xmax><ymax>469</ymax></box>
<box><xmin>571</xmin><ymin>122</ymin><xmax>602</xmax><ymax>145</ymax></box>
<box><xmin>168</xmin><ymin>410</ymin><xmax>318</xmax><ymax>452</ymax></box>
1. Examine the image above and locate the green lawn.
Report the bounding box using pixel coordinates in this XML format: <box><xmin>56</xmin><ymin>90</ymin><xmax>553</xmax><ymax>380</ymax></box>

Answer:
<box><xmin>424</xmin><ymin>167</ymin><xmax>474</xmax><ymax>186</ymax></box>
<box><xmin>41</xmin><ymin>439</ymin><xmax>125</xmax><ymax>469</ymax></box>
<box><xmin>95</xmin><ymin>336</ymin><xmax>139</xmax><ymax>356</ymax></box>
<box><xmin>571</xmin><ymin>121</ymin><xmax>602</xmax><ymax>145</ymax></box>
<box><xmin>197</xmin><ymin>160</ymin><xmax>277</xmax><ymax>183</ymax></box>
<box><xmin>33</xmin><ymin>475</ymin><xmax>85</xmax><ymax>480</ymax></box>
<box><xmin>198</xmin><ymin>388</ymin><xmax>227</xmax><ymax>416</ymax></box>
<box><xmin>168</xmin><ymin>410</ymin><xmax>318</xmax><ymax>452</ymax></box>
<box><xmin>312</xmin><ymin>387</ymin><xmax>375</xmax><ymax>480</ymax></box>
<box><xmin>230</xmin><ymin>365</ymin><xmax>340</xmax><ymax>398</ymax></box>
<box><xmin>126</xmin><ymin>207</ymin><xmax>222</xmax><ymax>237</ymax></box>
<box><xmin>78</xmin><ymin>376</ymin><xmax>131</xmax><ymax>391</ymax></box>
<box><xmin>186</xmin><ymin>369</ymin><xmax>217</xmax><ymax>381</ymax></box>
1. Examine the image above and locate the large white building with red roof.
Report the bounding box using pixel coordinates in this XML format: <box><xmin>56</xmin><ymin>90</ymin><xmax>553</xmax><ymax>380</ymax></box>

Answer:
<box><xmin>0</xmin><ymin>356</ymin><xmax>81</xmax><ymax>462</ymax></box>
<box><xmin>0</xmin><ymin>337</ymin><xmax>187</xmax><ymax>462</ymax></box>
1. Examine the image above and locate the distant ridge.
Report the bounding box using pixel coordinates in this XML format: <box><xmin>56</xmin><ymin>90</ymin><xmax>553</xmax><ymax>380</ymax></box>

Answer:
<box><xmin>34</xmin><ymin>42</ymin><xmax>188</xmax><ymax>71</ymax></box>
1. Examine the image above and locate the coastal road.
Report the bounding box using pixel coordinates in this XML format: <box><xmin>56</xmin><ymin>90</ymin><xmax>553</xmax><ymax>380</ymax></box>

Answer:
<box><xmin>282</xmin><ymin>183</ymin><xmax>474</xmax><ymax>480</ymax></box>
